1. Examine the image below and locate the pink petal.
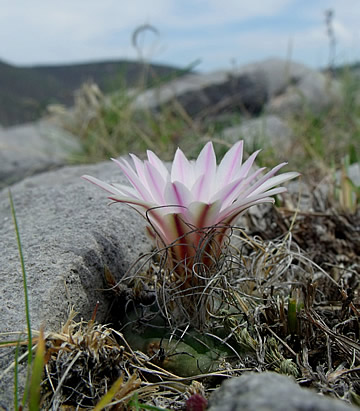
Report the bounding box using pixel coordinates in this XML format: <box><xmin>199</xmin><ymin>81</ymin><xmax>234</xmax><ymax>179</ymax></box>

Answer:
<box><xmin>82</xmin><ymin>175</ymin><xmax>127</xmax><ymax>196</ymax></box>
<box><xmin>232</xmin><ymin>149</ymin><xmax>261</xmax><ymax>183</ymax></box>
<box><xmin>144</xmin><ymin>161</ymin><xmax>166</xmax><ymax>204</ymax></box>
<box><xmin>240</xmin><ymin>162</ymin><xmax>287</xmax><ymax>198</ymax></box>
<box><xmin>130</xmin><ymin>154</ymin><xmax>146</xmax><ymax>181</ymax></box>
<box><xmin>191</xmin><ymin>142</ymin><xmax>217</xmax><ymax>202</ymax></box>
<box><xmin>221</xmin><ymin>198</ymin><xmax>275</xmax><ymax>226</ymax></box>
<box><xmin>251</xmin><ymin>172</ymin><xmax>300</xmax><ymax>195</ymax></box>
<box><xmin>191</xmin><ymin>174</ymin><xmax>207</xmax><ymax>202</ymax></box>
<box><xmin>111</xmin><ymin>183</ymin><xmax>138</xmax><ymax>198</ymax></box>
<box><xmin>216</xmin><ymin>141</ymin><xmax>243</xmax><ymax>187</ymax></box>
<box><xmin>111</xmin><ymin>157</ymin><xmax>153</xmax><ymax>202</ymax></box>
<box><xmin>216</xmin><ymin>186</ymin><xmax>288</xmax><ymax>223</ymax></box>
<box><xmin>195</xmin><ymin>141</ymin><xmax>217</xmax><ymax>181</ymax></box>
<box><xmin>164</xmin><ymin>181</ymin><xmax>194</xmax><ymax>209</ymax></box>
<box><xmin>147</xmin><ymin>150</ymin><xmax>170</xmax><ymax>181</ymax></box>
<box><xmin>171</xmin><ymin>148</ymin><xmax>193</xmax><ymax>184</ymax></box>
<box><xmin>216</xmin><ymin>194</ymin><xmax>276</xmax><ymax>223</ymax></box>
<box><xmin>108</xmin><ymin>194</ymin><xmax>154</xmax><ymax>210</ymax></box>
<box><xmin>211</xmin><ymin>167</ymin><xmax>265</xmax><ymax>209</ymax></box>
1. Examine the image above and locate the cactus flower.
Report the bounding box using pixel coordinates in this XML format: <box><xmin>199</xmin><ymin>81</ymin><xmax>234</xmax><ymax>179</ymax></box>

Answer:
<box><xmin>83</xmin><ymin>142</ymin><xmax>299</xmax><ymax>281</ymax></box>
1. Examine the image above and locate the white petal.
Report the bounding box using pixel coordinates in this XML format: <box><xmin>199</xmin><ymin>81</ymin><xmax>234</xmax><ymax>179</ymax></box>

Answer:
<box><xmin>191</xmin><ymin>174</ymin><xmax>208</xmax><ymax>202</ymax></box>
<box><xmin>111</xmin><ymin>157</ymin><xmax>153</xmax><ymax>202</ymax></box>
<box><xmin>240</xmin><ymin>162</ymin><xmax>287</xmax><ymax>198</ymax></box>
<box><xmin>235</xmin><ymin>150</ymin><xmax>261</xmax><ymax>181</ymax></box>
<box><xmin>164</xmin><ymin>181</ymin><xmax>194</xmax><ymax>210</ymax></box>
<box><xmin>216</xmin><ymin>194</ymin><xmax>276</xmax><ymax>223</ymax></box>
<box><xmin>82</xmin><ymin>175</ymin><xmax>127</xmax><ymax>196</ymax></box>
<box><xmin>195</xmin><ymin>141</ymin><xmax>217</xmax><ymax>182</ymax></box>
<box><xmin>216</xmin><ymin>141</ymin><xmax>243</xmax><ymax>188</ymax></box>
<box><xmin>171</xmin><ymin>148</ymin><xmax>193</xmax><ymax>185</ymax></box>
<box><xmin>147</xmin><ymin>150</ymin><xmax>170</xmax><ymax>181</ymax></box>
<box><xmin>144</xmin><ymin>161</ymin><xmax>166</xmax><ymax>204</ymax></box>
<box><xmin>221</xmin><ymin>198</ymin><xmax>275</xmax><ymax>225</ymax></box>
<box><xmin>130</xmin><ymin>154</ymin><xmax>146</xmax><ymax>182</ymax></box>
<box><xmin>211</xmin><ymin>167</ymin><xmax>265</xmax><ymax>209</ymax></box>
<box><xmin>251</xmin><ymin>172</ymin><xmax>300</xmax><ymax>195</ymax></box>
<box><xmin>110</xmin><ymin>183</ymin><xmax>139</xmax><ymax>198</ymax></box>
<box><xmin>192</xmin><ymin>142</ymin><xmax>217</xmax><ymax>202</ymax></box>
<box><xmin>108</xmin><ymin>194</ymin><xmax>154</xmax><ymax>210</ymax></box>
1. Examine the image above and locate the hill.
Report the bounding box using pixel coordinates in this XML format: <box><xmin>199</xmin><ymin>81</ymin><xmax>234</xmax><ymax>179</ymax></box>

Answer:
<box><xmin>0</xmin><ymin>59</ymin><xmax>188</xmax><ymax>126</ymax></box>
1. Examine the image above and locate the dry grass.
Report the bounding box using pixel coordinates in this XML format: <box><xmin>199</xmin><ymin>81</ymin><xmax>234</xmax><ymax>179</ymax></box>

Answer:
<box><xmin>2</xmin><ymin>193</ymin><xmax>359</xmax><ymax>409</ymax></box>
<box><xmin>31</xmin><ymin>203</ymin><xmax>358</xmax><ymax>409</ymax></box>
<box><xmin>27</xmin><ymin>191</ymin><xmax>356</xmax><ymax>409</ymax></box>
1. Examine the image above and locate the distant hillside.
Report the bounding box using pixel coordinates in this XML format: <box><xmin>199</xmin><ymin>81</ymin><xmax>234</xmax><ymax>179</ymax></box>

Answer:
<box><xmin>0</xmin><ymin>59</ymin><xmax>189</xmax><ymax>126</ymax></box>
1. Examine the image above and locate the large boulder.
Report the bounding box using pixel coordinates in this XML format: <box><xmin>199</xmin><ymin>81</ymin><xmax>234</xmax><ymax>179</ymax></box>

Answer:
<box><xmin>0</xmin><ymin>119</ymin><xmax>81</xmax><ymax>189</ymax></box>
<box><xmin>0</xmin><ymin>160</ymin><xmax>150</xmax><ymax>409</ymax></box>
<box><xmin>133</xmin><ymin>65</ymin><xmax>267</xmax><ymax>117</ymax></box>
<box><xmin>133</xmin><ymin>58</ymin><xmax>341</xmax><ymax>119</ymax></box>
<box><xmin>237</xmin><ymin>58</ymin><xmax>341</xmax><ymax>117</ymax></box>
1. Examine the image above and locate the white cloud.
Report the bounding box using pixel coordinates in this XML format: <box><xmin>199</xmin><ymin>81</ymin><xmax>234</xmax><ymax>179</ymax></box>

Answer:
<box><xmin>0</xmin><ymin>0</ymin><xmax>172</xmax><ymax>62</ymax></box>
<box><xmin>155</xmin><ymin>0</ymin><xmax>293</xmax><ymax>28</ymax></box>
<box><xmin>0</xmin><ymin>0</ymin><xmax>359</xmax><ymax>70</ymax></box>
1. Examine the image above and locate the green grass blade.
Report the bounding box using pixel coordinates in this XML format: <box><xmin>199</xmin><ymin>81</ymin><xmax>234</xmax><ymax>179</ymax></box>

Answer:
<box><xmin>8</xmin><ymin>189</ymin><xmax>32</xmax><ymax>355</ymax></box>
<box><xmin>8</xmin><ymin>189</ymin><xmax>33</xmax><ymax>407</ymax></box>
<box><xmin>287</xmin><ymin>298</ymin><xmax>298</xmax><ymax>334</ymax></box>
<box><xmin>28</xmin><ymin>328</ymin><xmax>45</xmax><ymax>411</ymax></box>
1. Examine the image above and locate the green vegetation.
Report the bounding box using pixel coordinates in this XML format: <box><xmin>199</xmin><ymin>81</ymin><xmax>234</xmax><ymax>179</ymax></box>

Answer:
<box><xmin>287</xmin><ymin>70</ymin><xmax>360</xmax><ymax>176</ymax></box>
<box><xmin>56</xmin><ymin>65</ymin><xmax>360</xmax><ymax>197</ymax></box>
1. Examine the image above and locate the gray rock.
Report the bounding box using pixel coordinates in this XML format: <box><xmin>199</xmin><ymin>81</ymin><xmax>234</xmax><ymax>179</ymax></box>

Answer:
<box><xmin>263</xmin><ymin>64</ymin><xmax>341</xmax><ymax>116</ymax></box>
<box><xmin>221</xmin><ymin>114</ymin><xmax>293</xmax><ymax>154</ymax></box>
<box><xmin>236</xmin><ymin>58</ymin><xmax>326</xmax><ymax>98</ymax></box>
<box><xmin>132</xmin><ymin>58</ymin><xmax>341</xmax><ymax>121</ymax></box>
<box><xmin>0</xmin><ymin>160</ymin><xmax>150</xmax><ymax>409</ymax></box>
<box><xmin>0</xmin><ymin>119</ymin><xmax>81</xmax><ymax>189</ymax></box>
<box><xmin>209</xmin><ymin>372</ymin><xmax>355</xmax><ymax>411</ymax></box>
<box><xmin>233</xmin><ymin>58</ymin><xmax>341</xmax><ymax>116</ymax></box>
<box><xmin>133</xmin><ymin>68</ymin><xmax>267</xmax><ymax>117</ymax></box>
<box><xmin>234</xmin><ymin>58</ymin><xmax>308</xmax><ymax>97</ymax></box>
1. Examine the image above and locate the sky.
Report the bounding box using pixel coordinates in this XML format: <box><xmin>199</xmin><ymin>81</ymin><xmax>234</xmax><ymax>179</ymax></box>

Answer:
<box><xmin>0</xmin><ymin>0</ymin><xmax>359</xmax><ymax>72</ymax></box>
